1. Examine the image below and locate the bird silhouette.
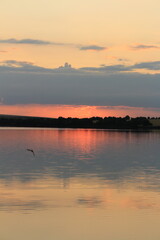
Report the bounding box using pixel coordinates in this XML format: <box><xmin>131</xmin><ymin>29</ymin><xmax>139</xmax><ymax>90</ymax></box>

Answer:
<box><xmin>26</xmin><ymin>149</ymin><xmax>35</xmax><ymax>156</ymax></box>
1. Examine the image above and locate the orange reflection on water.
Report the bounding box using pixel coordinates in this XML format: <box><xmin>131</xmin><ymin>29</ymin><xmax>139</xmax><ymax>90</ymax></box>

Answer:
<box><xmin>0</xmin><ymin>176</ymin><xmax>159</xmax><ymax>212</ymax></box>
<box><xmin>0</xmin><ymin>104</ymin><xmax>160</xmax><ymax>118</ymax></box>
<box><xmin>1</xmin><ymin>176</ymin><xmax>160</xmax><ymax>240</ymax></box>
<box><xmin>0</xmin><ymin>128</ymin><xmax>124</xmax><ymax>156</ymax></box>
<box><xmin>0</xmin><ymin>129</ymin><xmax>160</xmax><ymax>240</ymax></box>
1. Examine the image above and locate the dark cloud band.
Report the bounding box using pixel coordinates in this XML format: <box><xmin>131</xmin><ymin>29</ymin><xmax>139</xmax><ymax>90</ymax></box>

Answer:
<box><xmin>0</xmin><ymin>60</ymin><xmax>160</xmax><ymax>109</ymax></box>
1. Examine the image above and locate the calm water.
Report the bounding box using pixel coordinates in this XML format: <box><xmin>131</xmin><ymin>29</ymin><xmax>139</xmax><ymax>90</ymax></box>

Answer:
<box><xmin>0</xmin><ymin>128</ymin><xmax>160</xmax><ymax>240</ymax></box>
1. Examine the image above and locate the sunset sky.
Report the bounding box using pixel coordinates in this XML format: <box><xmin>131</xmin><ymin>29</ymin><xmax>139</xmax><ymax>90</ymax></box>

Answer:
<box><xmin>0</xmin><ymin>0</ymin><xmax>160</xmax><ymax>117</ymax></box>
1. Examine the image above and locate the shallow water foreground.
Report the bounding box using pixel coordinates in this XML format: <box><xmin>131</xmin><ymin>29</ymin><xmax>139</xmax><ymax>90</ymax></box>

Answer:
<box><xmin>0</xmin><ymin>128</ymin><xmax>160</xmax><ymax>240</ymax></box>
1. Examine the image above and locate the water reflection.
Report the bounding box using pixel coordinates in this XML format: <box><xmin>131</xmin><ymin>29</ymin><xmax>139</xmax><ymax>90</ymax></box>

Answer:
<box><xmin>0</xmin><ymin>129</ymin><xmax>160</xmax><ymax>213</ymax></box>
<box><xmin>0</xmin><ymin>176</ymin><xmax>160</xmax><ymax>213</ymax></box>
<box><xmin>0</xmin><ymin>129</ymin><xmax>160</xmax><ymax>240</ymax></box>
<box><xmin>0</xmin><ymin>128</ymin><xmax>160</xmax><ymax>187</ymax></box>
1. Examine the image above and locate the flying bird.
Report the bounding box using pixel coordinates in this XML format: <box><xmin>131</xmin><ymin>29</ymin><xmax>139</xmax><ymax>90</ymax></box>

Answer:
<box><xmin>26</xmin><ymin>148</ymin><xmax>35</xmax><ymax>156</ymax></box>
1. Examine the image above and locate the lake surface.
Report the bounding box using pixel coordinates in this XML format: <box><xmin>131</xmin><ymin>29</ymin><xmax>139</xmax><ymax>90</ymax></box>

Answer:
<box><xmin>0</xmin><ymin>128</ymin><xmax>160</xmax><ymax>240</ymax></box>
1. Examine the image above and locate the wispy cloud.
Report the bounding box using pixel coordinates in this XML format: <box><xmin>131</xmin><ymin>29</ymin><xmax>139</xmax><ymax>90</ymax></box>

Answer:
<box><xmin>79</xmin><ymin>45</ymin><xmax>106</xmax><ymax>51</ymax></box>
<box><xmin>0</xmin><ymin>38</ymin><xmax>107</xmax><ymax>52</ymax></box>
<box><xmin>1</xmin><ymin>39</ymin><xmax>159</xmax><ymax>53</ymax></box>
<box><xmin>0</xmin><ymin>38</ymin><xmax>74</xmax><ymax>46</ymax></box>
<box><xmin>131</xmin><ymin>44</ymin><xmax>159</xmax><ymax>50</ymax></box>
<box><xmin>0</xmin><ymin>38</ymin><xmax>53</xmax><ymax>45</ymax></box>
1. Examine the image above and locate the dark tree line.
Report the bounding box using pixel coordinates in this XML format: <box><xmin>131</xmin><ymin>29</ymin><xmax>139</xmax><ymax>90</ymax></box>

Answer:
<box><xmin>0</xmin><ymin>115</ymin><xmax>154</xmax><ymax>129</ymax></box>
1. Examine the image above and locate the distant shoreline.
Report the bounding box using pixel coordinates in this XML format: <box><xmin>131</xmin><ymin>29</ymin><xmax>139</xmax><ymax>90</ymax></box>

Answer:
<box><xmin>0</xmin><ymin>114</ymin><xmax>160</xmax><ymax>129</ymax></box>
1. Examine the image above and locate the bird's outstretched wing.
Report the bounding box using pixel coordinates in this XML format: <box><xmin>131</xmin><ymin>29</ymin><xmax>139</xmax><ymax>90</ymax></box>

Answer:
<box><xmin>26</xmin><ymin>149</ymin><xmax>35</xmax><ymax>156</ymax></box>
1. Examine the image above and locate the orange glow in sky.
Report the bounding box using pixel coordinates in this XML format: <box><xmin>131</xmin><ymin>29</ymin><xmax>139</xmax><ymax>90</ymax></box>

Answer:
<box><xmin>0</xmin><ymin>104</ymin><xmax>159</xmax><ymax>118</ymax></box>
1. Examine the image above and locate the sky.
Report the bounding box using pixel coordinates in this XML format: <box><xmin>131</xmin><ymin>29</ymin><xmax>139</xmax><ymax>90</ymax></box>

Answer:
<box><xmin>0</xmin><ymin>0</ymin><xmax>160</xmax><ymax>118</ymax></box>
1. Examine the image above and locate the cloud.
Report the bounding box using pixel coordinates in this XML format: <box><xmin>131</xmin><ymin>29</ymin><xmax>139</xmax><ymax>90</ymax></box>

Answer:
<box><xmin>3</xmin><ymin>60</ymin><xmax>34</xmax><ymax>67</ymax></box>
<box><xmin>0</xmin><ymin>38</ymin><xmax>73</xmax><ymax>47</ymax></box>
<box><xmin>0</xmin><ymin>39</ymin><xmax>106</xmax><ymax>51</ymax></box>
<box><xmin>3</xmin><ymin>61</ymin><xmax>130</xmax><ymax>73</ymax></box>
<box><xmin>0</xmin><ymin>60</ymin><xmax>81</xmax><ymax>75</ymax></box>
<box><xmin>1</xmin><ymin>60</ymin><xmax>160</xmax><ymax>74</ymax></box>
<box><xmin>131</xmin><ymin>44</ymin><xmax>159</xmax><ymax>50</ymax></box>
<box><xmin>81</xmin><ymin>61</ymin><xmax>160</xmax><ymax>72</ymax></box>
<box><xmin>79</xmin><ymin>45</ymin><xmax>106</xmax><ymax>51</ymax></box>
<box><xmin>0</xmin><ymin>38</ymin><xmax>53</xmax><ymax>45</ymax></box>
<box><xmin>0</xmin><ymin>60</ymin><xmax>53</xmax><ymax>73</ymax></box>
<box><xmin>0</xmin><ymin>38</ymin><xmax>107</xmax><ymax>53</ymax></box>
<box><xmin>0</xmin><ymin>60</ymin><xmax>160</xmax><ymax>109</ymax></box>
<box><xmin>80</xmin><ymin>64</ymin><xmax>132</xmax><ymax>72</ymax></box>
<box><xmin>133</xmin><ymin>61</ymin><xmax>160</xmax><ymax>70</ymax></box>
